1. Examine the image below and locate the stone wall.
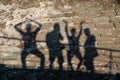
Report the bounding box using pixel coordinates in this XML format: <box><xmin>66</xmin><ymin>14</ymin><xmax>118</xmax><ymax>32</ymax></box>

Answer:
<box><xmin>0</xmin><ymin>0</ymin><xmax>120</xmax><ymax>74</ymax></box>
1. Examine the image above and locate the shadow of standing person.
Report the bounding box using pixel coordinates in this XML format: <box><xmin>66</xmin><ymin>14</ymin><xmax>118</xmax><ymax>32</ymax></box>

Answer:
<box><xmin>14</xmin><ymin>20</ymin><xmax>45</xmax><ymax>69</ymax></box>
<box><xmin>63</xmin><ymin>20</ymin><xmax>84</xmax><ymax>71</ymax></box>
<box><xmin>83</xmin><ymin>28</ymin><xmax>98</xmax><ymax>73</ymax></box>
<box><xmin>46</xmin><ymin>23</ymin><xmax>64</xmax><ymax>70</ymax></box>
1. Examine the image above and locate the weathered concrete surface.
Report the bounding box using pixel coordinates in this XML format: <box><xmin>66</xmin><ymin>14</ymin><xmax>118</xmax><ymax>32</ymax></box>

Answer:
<box><xmin>0</xmin><ymin>0</ymin><xmax>120</xmax><ymax>75</ymax></box>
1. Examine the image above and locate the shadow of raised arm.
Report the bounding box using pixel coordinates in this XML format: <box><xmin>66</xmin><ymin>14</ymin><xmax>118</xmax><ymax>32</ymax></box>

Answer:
<box><xmin>77</xmin><ymin>21</ymin><xmax>84</xmax><ymax>39</ymax></box>
<box><xmin>14</xmin><ymin>21</ymin><xmax>26</xmax><ymax>34</ymax></box>
<box><xmin>63</xmin><ymin>20</ymin><xmax>70</xmax><ymax>38</ymax></box>
<box><xmin>30</xmin><ymin>20</ymin><xmax>42</xmax><ymax>33</ymax></box>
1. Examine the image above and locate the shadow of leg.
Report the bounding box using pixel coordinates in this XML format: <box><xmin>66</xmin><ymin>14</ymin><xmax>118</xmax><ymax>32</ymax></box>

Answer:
<box><xmin>33</xmin><ymin>50</ymin><xmax>45</xmax><ymax>70</ymax></box>
<box><xmin>76</xmin><ymin>52</ymin><xmax>83</xmax><ymax>71</ymax></box>
<box><xmin>58</xmin><ymin>54</ymin><xmax>64</xmax><ymax>70</ymax></box>
<box><xmin>21</xmin><ymin>50</ymin><xmax>28</xmax><ymax>69</ymax></box>
<box><xmin>67</xmin><ymin>51</ymin><xmax>74</xmax><ymax>71</ymax></box>
<box><xmin>49</xmin><ymin>52</ymin><xmax>55</xmax><ymax>69</ymax></box>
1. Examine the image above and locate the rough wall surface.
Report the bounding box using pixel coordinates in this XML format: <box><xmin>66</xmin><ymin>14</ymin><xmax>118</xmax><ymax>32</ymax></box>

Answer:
<box><xmin>0</xmin><ymin>0</ymin><xmax>120</xmax><ymax>74</ymax></box>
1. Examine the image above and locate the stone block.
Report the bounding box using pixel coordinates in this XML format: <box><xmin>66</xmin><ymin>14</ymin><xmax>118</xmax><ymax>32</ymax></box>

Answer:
<box><xmin>42</xmin><ymin>22</ymin><xmax>54</xmax><ymax>30</ymax></box>
<box><xmin>0</xmin><ymin>59</ymin><xmax>3</xmax><ymax>64</ymax></box>
<box><xmin>95</xmin><ymin>23</ymin><xmax>114</xmax><ymax>29</ymax></box>
<box><xmin>114</xmin><ymin>23</ymin><xmax>120</xmax><ymax>30</ymax></box>
<box><xmin>115</xmin><ymin>39</ymin><xmax>120</xmax><ymax>45</ymax></box>
<box><xmin>96</xmin><ymin>39</ymin><xmax>115</xmax><ymax>46</ymax></box>
<box><xmin>94</xmin><ymin>60</ymin><xmax>109</xmax><ymax>67</ymax></box>
<box><xmin>0</xmin><ymin>9</ymin><xmax>6</xmax><ymax>14</ymax></box>
<box><xmin>111</xmin><ymin>30</ymin><xmax>118</xmax><ymax>37</ymax></box>
<box><xmin>116</xmin><ymin>8</ymin><xmax>120</xmax><ymax>16</ymax></box>
<box><xmin>94</xmin><ymin>55</ymin><xmax>109</xmax><ymax>62</ymax></box>
<box><xmin>93</xmin><ymin>17</ymin><xmax>110</xmax><ymax>24</ymax></box>
<box><xmin>64</xmin><ymin>11</ymin><xmax>76</xmax><ymax>17</ymax></box>
<box><xmin>48</xmin><ymin>12</ymin><xmax>65</xmax><ymax>18</ymax></box>
<box><xmin>112</xmin><ymin>52</ymin><xmax>120</xmax><ymax>58</ymax></box>
<box><xmin>1</xmin><ymin>0</ymin><xmax>12</xmax><ymax>5</ymax></box>
<box><xmin>77</xmin><ymin>6</ymin><xmax>101</xmax><ymax>17</ymax></box>
<box><xmin>61</xmin><ymin>17</ymin><xmax>85</xmax><ymax>24</ymax></box>
<box><xmin>3</xmin><ymin>60</ymin><xmax>22</xmax><ymax>67</ymax></box>
<box><xmin>0</xmin><ymin>39</ymin><xmax>4</xmax><ymax>45</ymax></box>
<box><xmin>114</xmin><ymin>28</ymin><xmax>119</xmax><ymax>36</ymax></box>
<box><xmin>0</xmin><ymin>12</ymin><xmax>13</xmax><ymax>20</ymax></box>
<box><xmin>97</xmin><ymin>42</ymin><xmax>114</xmax><ymax>49</ymax></box>
<box><xmin>114</xmin><ymin>45</ymin><xmax>120</xmax><ymax>50</ymax></box>
<box><xmin>111</xmin><ymin>16</ymin><xmax>120</xmax><ymax>23</ymax></box>
<box><xmin>82</xmin><ymin>23</ymin><xmax>95</xmax><ymax>30</ymax></box>
<box><xmin>45</xmin><ymin>1</ymin><xmax>55</xmax><ymax>7</ymax></box>
<box><xmin>111</xmin><ymin>16</ymin><xmax>120</xmax><ymax>30</ymax></box>
<box><xmin>100</xmin><ymin>32</ymin><xmax>115</xmax><ymax>39</ymax></box>
<box><xmin>36</xmin><ymin>32</ymin><xmax>47</xmax><ymax>41</ymax></box>
<box><xmin>92</xmin><ymin>29</ymin><xmax>113</xmax><ymax>39</ymax></box>
<box><xmin>25</xmin><ymin>61</ymin><xmax>36</xmax><ymax>68</ymax></box>
<box><xmin>91</xmin><ymin>29</ymin><xmax>101</xmax><ymax>36</ymax></box>
<box><xmin>19</xmin><ymin>0</ymin><xmax>40</xmax><ymax>9</ymax></box>
<box><xmin>97</xmin><ymin>49</ymin><xmax>106</xmax><ymax>55</ymax></box>
<box><xmin>34</xmin><ymin>61</ymin><xmax>41</xmax><ymax>68</ymax></box>
<box><xmin>0</xmin><ymin>22</ymin><xmax>6</xmax><ymax>29</ymax></box>
<box><xmin>100</xmin><ymin>10</ymin><xmax>116</xmax><ymax>17</ymax></box>
<box><xmin>26</xmin><ymin>54</ymin><xmax>40</xmax><ymax>62</ymax></box>
<box><xmin>117</xmin><ymin>33</ymin><xmax>120</xmax><ymax>38</ymax></box>
<box><xmin>1</xmin><ymin>53</ymin><xmax>20</xmax><ymax>60</ymax></box>
<box><xmin>112</xmin><ymin>57</ymin><xmax>120</xmax><ymax>63</ymax></box>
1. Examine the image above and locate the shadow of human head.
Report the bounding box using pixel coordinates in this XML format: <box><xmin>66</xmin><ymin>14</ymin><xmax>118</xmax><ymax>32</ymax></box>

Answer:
<box><xmin>26</xmin><ymin>23</ymin><xmax>32</xmax><ymax>32</ymax></box>
<box><xmin>71</xmin><ymin>28</ymin><xmax>76</xmax><ymax>37</ymax></box>
<box><xmin>54</xmin><ymin>23</ymin><xmax>60</xmax><ymax>31</ymax></box>
<box><xmin>84</xmin><ymin>28</ymin><xmax>90</xmax><ymax>36</ymax></box>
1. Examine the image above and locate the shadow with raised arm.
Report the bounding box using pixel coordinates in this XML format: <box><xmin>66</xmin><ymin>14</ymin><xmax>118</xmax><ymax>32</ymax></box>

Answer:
<box><xmin>63</xmin><ymin>20</ymin><xmax>83</xmax><ymax>71</ymax></box>
<box><xmin>14</xmin><ymin>20</ymin><xmax>45</xmax><ymax>69</ymax></box>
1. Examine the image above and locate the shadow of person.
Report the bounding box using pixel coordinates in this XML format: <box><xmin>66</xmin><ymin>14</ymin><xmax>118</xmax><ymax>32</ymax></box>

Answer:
<box><xmin>46</xmin><ymin>23</ymin><xmax>64</xmax><ymax>70</ymax></box>
<box><xmin>14</xmin><ymin>20</ymin><xmax>45</xmax><ymax>69</ymax></box>
<box><xmin>83</xmin><ymin>28</ymin><xmax>98</xmax><ymax>73</ymax></box>
<box><xmin>63</xmin><ymin>20</ymin><xmax>83</xmax><ymax>71</ymax></box>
